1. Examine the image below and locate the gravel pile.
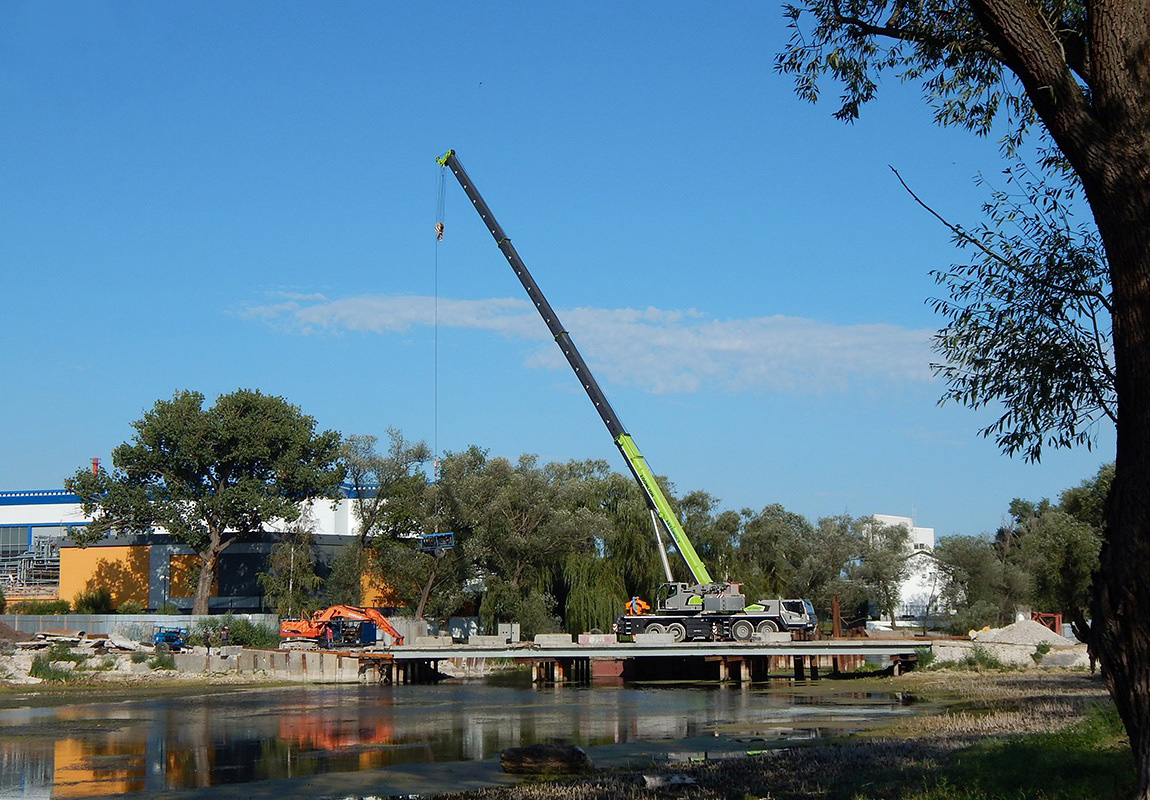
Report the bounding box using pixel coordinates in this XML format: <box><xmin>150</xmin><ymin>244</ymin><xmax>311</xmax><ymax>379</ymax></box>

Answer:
<box><xmin>974</xmin><ymin>619</ymin><xmax>1074</xmax><ymax>647</ymax></box>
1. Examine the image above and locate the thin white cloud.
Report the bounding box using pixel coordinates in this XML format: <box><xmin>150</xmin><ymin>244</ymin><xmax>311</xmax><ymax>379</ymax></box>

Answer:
<box><xmin>241</xmin><ymin>292</ymin><xmax>935</xmax><ymax>394</ymax></box>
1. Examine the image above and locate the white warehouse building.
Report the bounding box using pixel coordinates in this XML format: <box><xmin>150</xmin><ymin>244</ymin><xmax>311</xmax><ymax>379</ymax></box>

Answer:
<box><xmin>873</xmin><ymin>513</ymin><xmax>938</xmax><ymax>623</ymax></box>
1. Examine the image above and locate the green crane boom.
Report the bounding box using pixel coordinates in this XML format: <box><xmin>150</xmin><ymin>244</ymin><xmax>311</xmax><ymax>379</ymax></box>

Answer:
<box><xmin>437</xmin><ymin>149</ymin><xmax>714</xmax><ymax>587</ymax></box>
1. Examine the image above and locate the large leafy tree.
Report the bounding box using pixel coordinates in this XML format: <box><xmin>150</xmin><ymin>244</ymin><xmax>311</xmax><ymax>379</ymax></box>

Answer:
<box><xmin>737</xmin><ymin>504</ymin><xmax>813</xmax><ymax>599</ymax></box>
<box><xmin>778</xmin><ymin>0</ymin><xmax>1150</xmax><ymax>790</ymax></box>
<box><xmin>932</xmin><ymin>534</ymin><xmax>1012</xmax><ymax>632</ymax></box>
<box><xmin>601</xmin><ymin>470</ymin><xmax>667</xmax><ymax>607</ymax></box>
<box><xmin>66</xmin><ymin>389</ymin><xmax>345</xmax><ymax>615</ymax></box>
<box><xmin>789</xmin><ymin>514</ymin><xmax>866</xmax><ymax>619</ymax></box>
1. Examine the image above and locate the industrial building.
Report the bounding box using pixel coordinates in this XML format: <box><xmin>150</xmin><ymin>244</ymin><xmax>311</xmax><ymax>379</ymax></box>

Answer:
<box><xmin>0</xmin><ymin>487</ymin><xmax>363</xmax><ymax>612</ymax></box>
<box><xmin>871</xmin><ymin>513</ymin><xmax>938</xmax><ymax>622</ymax></box>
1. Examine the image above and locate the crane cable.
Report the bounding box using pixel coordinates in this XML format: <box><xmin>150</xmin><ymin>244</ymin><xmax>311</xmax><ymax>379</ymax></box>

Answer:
<box><xmin>432</xmin><ymin>164</ymin><xmax>447</xmax><ymax>517</ymax></box>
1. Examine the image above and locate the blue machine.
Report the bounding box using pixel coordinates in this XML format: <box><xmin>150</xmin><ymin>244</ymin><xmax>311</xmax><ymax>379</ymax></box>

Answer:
<box><xmin>152</xmin><ymin>626</ymin><xmax>188</xmax><ymax>651</ymax></box>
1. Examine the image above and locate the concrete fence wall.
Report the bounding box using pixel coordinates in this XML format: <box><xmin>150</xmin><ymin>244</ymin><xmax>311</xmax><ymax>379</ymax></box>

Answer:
<box><xmin>172</xmin><ymin>646</ymin><xmax>368</xmax><ymax>683</ymax></box>
<box><xmin>1</xmin><ymin>614</ymin><xmax>279</xmax><ymax>642</ymax></box>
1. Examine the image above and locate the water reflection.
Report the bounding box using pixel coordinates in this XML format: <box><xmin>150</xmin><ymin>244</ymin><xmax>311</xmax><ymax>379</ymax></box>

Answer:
<box><xmin>0</xmin><ymin>681</ymin><xmax>913</xmax><ymax>798</ymax></box>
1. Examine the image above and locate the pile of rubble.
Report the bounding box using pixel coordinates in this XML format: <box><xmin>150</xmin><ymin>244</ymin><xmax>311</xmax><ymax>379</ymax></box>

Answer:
<box><xmin>0</xmin><ymin>624</ymin><xmax>164</xmax><ymax>685</ymax></box>
<box><xmin>7</xmin><ymin>627</ymin><xmax>146</xmax><ymax>653</ymax></box>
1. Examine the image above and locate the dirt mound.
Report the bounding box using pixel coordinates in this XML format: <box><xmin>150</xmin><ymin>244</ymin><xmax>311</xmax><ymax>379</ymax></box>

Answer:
<box><xmin>0</xmin><ymin>621</ymin><xmax>35</xmax><ymax>643</ymax></box>
<box><xmin>975</xmin><ymin>619</ymin><xmax>1073</xmax><ymax>647</ymax></box>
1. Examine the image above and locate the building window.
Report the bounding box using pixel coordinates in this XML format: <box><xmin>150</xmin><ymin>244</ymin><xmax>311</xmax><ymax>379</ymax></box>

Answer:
<box><xmin>0</xmin><ymin>526</ymin><xmax>31</xmax><ymax>557</ymax></box>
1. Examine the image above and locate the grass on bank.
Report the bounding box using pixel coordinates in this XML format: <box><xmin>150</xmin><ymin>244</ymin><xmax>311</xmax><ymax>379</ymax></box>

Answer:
<box><xmin>871</xmin><ymin>704</ymin><xmax>1134</xmax><ymax>800</ymax></box>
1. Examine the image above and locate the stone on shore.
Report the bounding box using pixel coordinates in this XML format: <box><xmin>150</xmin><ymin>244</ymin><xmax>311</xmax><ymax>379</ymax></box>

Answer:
<box><xmin>499</xmin><ymin>743</ymin><xmax>593</xmax><ymax>775</ymax></box>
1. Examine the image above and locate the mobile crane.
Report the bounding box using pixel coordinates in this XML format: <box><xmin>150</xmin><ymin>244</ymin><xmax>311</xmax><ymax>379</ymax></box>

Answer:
<box><xmin>437</xmin><ymin>150</ymin><xmax>816</xmax><ymax>642</ymax></box>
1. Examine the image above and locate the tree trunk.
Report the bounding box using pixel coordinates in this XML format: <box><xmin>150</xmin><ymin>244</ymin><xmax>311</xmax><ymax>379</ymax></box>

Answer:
<box><xmin>414</xmin><ymin>561</ymin><xmax>438</xmax><ymax>620</ymax></box>
<box><xmin>1070</xmin><ymin>56</ymin><xmax>1150</xmax><ymax>786</ymax></box>
<box><xmin>1091</xmin><ymin>203</ymin><xmax>1150</xmax><ymax>798</ymax></box>
<box><xmin>192</xmin><ymin>530</ymin><xmax>224</xmax><ymax>616</ymax></box>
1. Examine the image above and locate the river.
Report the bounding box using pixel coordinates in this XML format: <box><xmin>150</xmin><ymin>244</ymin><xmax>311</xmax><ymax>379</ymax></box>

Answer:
<box><xmin>0</xmin><ymin>677</ymin><xmax>918</xmax><ymax>799</ymax></box>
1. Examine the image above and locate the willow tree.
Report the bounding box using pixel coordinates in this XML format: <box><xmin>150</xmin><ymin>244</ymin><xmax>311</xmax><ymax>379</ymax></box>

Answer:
<box><xmin>777</xmin><ymin>0</ymin><xmax>1150</xmax><ymax>791</ymax></box>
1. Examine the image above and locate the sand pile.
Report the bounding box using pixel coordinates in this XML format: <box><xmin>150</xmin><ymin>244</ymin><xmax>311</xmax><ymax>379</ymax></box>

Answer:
<box><xmin>974</xmin><ymin>619</ymin><xmax>1074</xmax><ymax>647</ymax></box>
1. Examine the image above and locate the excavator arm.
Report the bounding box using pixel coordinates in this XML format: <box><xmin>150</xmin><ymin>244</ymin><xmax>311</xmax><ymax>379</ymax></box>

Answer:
<box><xmin>282</xmin><ymin>605</ymin><xmax>405</xmax><ymax>647</ymax></box>
<box><xmin>437</xmin><ymin>149</ymin><xmax>713</xmax><ymax>587</ymax></box>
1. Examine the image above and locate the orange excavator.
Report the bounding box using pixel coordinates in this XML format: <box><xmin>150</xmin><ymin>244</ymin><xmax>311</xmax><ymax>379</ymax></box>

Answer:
<box><xmin>280</xmin><ymin>605</ymin><xmax>405</xmax><ymax>648</ymax></box>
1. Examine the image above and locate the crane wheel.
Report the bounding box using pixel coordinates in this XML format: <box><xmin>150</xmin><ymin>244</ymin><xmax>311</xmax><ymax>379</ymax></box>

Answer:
<box><xmin>732</xmin><ymin>620</ymin><xmax>755</xmax><ymax>641</ymax></box>
<box><xmin>757</xmin><ymin>620</ymin><xmax>779</xmax><ymax>634</ymax></box>
<box><xmin>667</xmin><ymin>623</ymin><xmax>687</xmax><ymax>643</ymax></box>
<box><xmin>644</xmin><ymin>623</ymin><xmax>666</xmax><ymax>635</ymax></box>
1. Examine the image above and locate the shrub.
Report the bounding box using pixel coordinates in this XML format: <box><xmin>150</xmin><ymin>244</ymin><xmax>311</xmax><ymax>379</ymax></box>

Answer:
<box><xmin>29</xmin><ymin>653</ymin><xmax>74</xmax><ymax>682</ymax></box>
<box><xmin>130</xmin><ymin>652</ymin><xmax>149</xmax><ymax>664</ymax></box>
<box><xmin>915</xmin><ymin>646</ymin><xmax>936</xmax><ymax>669</ymax></box>
<box><xmin>192</xmin><ymin>614</ymin><xmax>279</xmax><ymax>649</ymax></box>
<box><xmin>9</xmin><ymin>600</ymin><xmax>70</xmax><ymax>615</ymax></box>
<box><xmin>73</xmin><ymin>587</ymin><xmax>115</xmax><ymax>614</ymax></box>
<box><xmin>1032</xmin><ymin>641</ymin><xmax>1053</xmax><ymax>664</ymax></box>
<box><xmin>46</xmin><ymin>641</ymin><xmax>88</xmax><ymax>664</ymax></box>
<box><xmin>964</xmin><ymin>644</ymin><xmax>1010</xmax><ymax>670</ymax></box>
<box><xmin>0</xmin><ymin>585</ymin><xmax>6</xmax><ymax>614</ymax></box>
<box><xmin>156</xmin><ymin>602</ymin><xmax>181</xmax><ymax>615</ymax></box>
<box><xmin>942</xmin><ymin>600</ymin><xmax>1000</xmax><ymax>636</ymax></box>
<box><xmin>148</xmin><ymin>652</ymin><xmax>176</xmax><ymax>670</ymax></box>
<box><xmin>117</xmin><ymin>600</ymin><xmax>146</xmax><ymax>615</ymax></box>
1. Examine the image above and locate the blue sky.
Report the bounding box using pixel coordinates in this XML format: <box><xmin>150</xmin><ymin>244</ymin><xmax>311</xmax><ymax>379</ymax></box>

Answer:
<box><xmin>1</xmin><ymin>2</ymin><xmax>1114</xmax><ymax>539</ymax></box>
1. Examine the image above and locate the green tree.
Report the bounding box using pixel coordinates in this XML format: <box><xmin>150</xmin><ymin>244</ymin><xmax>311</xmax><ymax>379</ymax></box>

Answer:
<box><xmin>342</xmin><ymin>429</ymin><xmax>431</xmax><ymax>550</ymax></box>
<box><xmin>676</xmin><ymin>491</ymin><xmax>739</xmax><ymax>583</ymax></box>
<box><xmin>562</xmin><ymin>550</ymin><xmax>626</xmax><ymax>633</ymax></box>
<box><xmin>433</xmin><ymin>451</ymin><xmax>610</xmax><ymax>636</ymax></box>
<box><xmin>546</xmin><ymin>459</ymin><xmax>628</xmax><ymax>633</ymax></box>
<box><xmin>1061</xmin><ymin>462</ymin><xmax>1115</xmax><ymax>530</ymax></box>
<box><xmin>602</xmin><ymin>470</ymin><xmax>675</xmax><ymax>604</ymax></box>
<box><xmin>65</xmin><ymin>389</ymin><xmax>344</xmax><ymax>615</ymax></box>
<box><xmin>789</xmin><ymin>515</ymin><xmax>865</xmax><ymax>620</ymax></box>
<box><xmin>1011</xmin><ymin>463</ymin><xmax>1111</xmax><ymax>636</ymax></box>
<box><xmin>852</xmin><ymin>518</ymin><xmax>912</xmax><ymax>625</ymax></box>
<box><xmin>257</xmin><ymin>512</ymin><xmax>323</xmax><ymax>618</ymax></box>
<box><xmin>777</xmin><ymin>0</ymin><xmax>1150</xmax><ymax>788</ymax></box>
<box><xmin>341</xmin><ymin>430</ymin><xmax>434</xmax><ymax>609</ymax></box>
<box><xmin>737</xmin><ymin>504</ymin><xmax>812</xmax><ymax>599</ymax></box>
<box><xmin>933</xmin><ymin>533</ymin><xmax>1028</xmax><ymax>632</ymax></box>
<box><xmin>323</xmin><ymin>540</ymin><xmax>365</xmax><ymax>606</ymax></box>
<box><xmin>1018</xmin><ymin>508</ymin><xmax>1099</xmax><ymax>628</ymax></box>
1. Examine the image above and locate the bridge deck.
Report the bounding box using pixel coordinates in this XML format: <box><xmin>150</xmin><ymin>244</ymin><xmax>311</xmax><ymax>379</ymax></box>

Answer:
<box><xmin>388</xmin><ymin>638</ymin><xmax>926</xmax><ymax>661</ymax></box>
